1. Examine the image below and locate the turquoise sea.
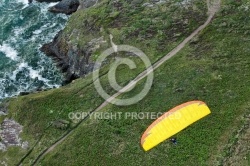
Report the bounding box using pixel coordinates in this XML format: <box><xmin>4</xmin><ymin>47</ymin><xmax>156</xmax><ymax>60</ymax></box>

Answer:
<box><xmin>0</xmin><ymin>0</ymin><xmax>68</xmax><ymax>99</ymax></box>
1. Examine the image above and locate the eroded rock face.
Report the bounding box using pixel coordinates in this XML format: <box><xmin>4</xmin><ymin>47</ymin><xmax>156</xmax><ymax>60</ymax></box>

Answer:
<box><xmin>0</xmin><ymin>119</ymin><xmax>28</xmax><ymax>151</ymax></box>
<box><xmin>49</xmin><ymin>0</ymin><xmax>80</xmax><ymax>15</ymax></box>
<box><xmin>40</xmin><ymin>31</ymin><xmax>106</xmax><ymax>84</ymax></box>
<box><xmin>0</xmin><ymin>105</ymin><xmax>8</xmax><ymax>116</ymax></box>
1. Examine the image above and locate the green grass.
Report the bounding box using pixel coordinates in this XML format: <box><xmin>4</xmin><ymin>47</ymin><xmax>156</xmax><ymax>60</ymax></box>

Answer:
<box><xmin>40</xmin><ymin>28</ymin><xmax>250</xmax><ymax>165</ymax></box>
<box><xmin>1</xmin><ymin>0</ymin><xmax>206</xmax><ymax>164</ymax></box>
<box><xmin>1</xmin><ymin>1</ymin><xmax>208</xmax><ymax>164</ymax></box>
<box><xmin>65</xmin><ymin>0</ymin><xmax>207</xmax><ymax>62</ymax></box>
<box><xmin>39</xmin><ymin>1</ymin><xmax>250</xmax><ymax>165</ymax></box>
<box><xmin>1</xmin><ymin>0</ymin><xmax>250</xmax><ymax>165</ymax></box>
<box><xmin>248</xmin><ymin>152</ymin><xmax>250</xmax><ymax>164</ymax></box>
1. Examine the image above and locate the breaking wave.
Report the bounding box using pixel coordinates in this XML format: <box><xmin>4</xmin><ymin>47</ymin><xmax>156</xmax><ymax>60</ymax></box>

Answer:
<box><xmin>0</xmin><ymin>0</ymin><xmax>68</xmax><ymax>99</ymax></box>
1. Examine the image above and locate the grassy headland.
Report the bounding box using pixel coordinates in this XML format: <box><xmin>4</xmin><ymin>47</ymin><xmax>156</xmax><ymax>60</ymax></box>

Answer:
<box><xmin>0</xmin><ymin>0</ymin><xmax>250</xmax><ymax>165</ymax></box>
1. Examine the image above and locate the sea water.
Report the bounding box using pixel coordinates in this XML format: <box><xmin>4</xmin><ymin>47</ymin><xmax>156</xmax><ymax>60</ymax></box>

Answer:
<box><xmin>0</xmin><ymin>0</ymin><xmax>68</xmax><ymax>99</ymax></box>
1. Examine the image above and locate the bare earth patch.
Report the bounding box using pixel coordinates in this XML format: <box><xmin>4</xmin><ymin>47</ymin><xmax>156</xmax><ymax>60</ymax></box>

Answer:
<box><xmin>0</xmin><ymin>119</ymin><xmax>28</xmax><ymax>151</ymax></box>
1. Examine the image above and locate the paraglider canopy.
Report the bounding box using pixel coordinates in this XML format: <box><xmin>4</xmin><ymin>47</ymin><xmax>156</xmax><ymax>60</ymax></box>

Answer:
<box><xmin>141</xmin><ymin>101</ymin><xmax>211</xmax><ymax>151</ymax></box>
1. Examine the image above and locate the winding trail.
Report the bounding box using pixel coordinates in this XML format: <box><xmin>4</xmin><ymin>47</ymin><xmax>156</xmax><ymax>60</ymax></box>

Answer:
<box><xmin>31</xmin><ymin>0</ymin><xmax>221</xmax><ymax>165</ymax></box>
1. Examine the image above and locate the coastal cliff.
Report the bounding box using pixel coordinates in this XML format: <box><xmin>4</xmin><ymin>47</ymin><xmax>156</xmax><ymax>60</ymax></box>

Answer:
<box><xmin>40</xmin><ymin>0</ymin><xmax>207</xmax><ymax>83</ymax></box>
<box><xmin>3</xmin><ymin>0</ymin><xmax>250</xmax><ymax>165</ymax></box>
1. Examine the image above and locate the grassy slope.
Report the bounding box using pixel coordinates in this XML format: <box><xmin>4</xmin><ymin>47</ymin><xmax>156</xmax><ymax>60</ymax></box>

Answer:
<box><xmin>39</xmin><ymin>0</ymin><xmax>250</xmax><ymax>165</ymax></box>
<box><xmin>0</xmin><ymin>0</ymin><xmax>207</xmax><ymax>165</ymax></box>
<box><xmin>0</xmin><ymin>0</ymin><xmax>250</xmax><ymax>165</ymax></box>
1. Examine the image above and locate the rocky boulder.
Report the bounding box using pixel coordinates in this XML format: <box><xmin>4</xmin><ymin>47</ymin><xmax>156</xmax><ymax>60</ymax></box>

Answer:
<box><xmin>48</xmin><ymin>0</ymin><xmax>80</xmax><ymax>15</ymax></box>
<box><xmin>40</xmin><ymin>31</ymin><xmax>106</xmax><ymax>84</ymax></box>
<box><xmin>0</xmin><ymin>119</ymin><xmax>28</xmax><ymax>151</ymax></box>
<box><xmin>0</xmin><ymin>104</ymin><xmax>8</xmax><ymax>116</ymax></box>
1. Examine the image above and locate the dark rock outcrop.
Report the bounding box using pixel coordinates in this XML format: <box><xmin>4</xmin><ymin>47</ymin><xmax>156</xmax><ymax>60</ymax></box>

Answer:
<box><xmin>19</xmin><ymin>92</ymin><xmax>30</xmax><ymax>96</ymax></box>
<box><xmin>40</xmin><ymin>31</ymin><xmax>105</xmax><ymax>84</ymax></box>
<box><xmin>0</xmin><ymin>104</ymin><xmax>8</xmax><ymax>116</ymax></box>
<box><xmin>40</xmin><ymin>0</ymin><xmax>105</xmax><ymax>83</ymax></box>
<box><xmin>48</xmin><ymin>0</ymin><xmax>80</xmax><ymax>15</ymax></box>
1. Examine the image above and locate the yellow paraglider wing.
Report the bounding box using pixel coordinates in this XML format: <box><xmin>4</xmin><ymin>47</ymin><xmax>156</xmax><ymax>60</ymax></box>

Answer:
<box><xmin>141</xmin><ymin>101</ymin><xmax>211</xmax><ymax>151</ymax></box>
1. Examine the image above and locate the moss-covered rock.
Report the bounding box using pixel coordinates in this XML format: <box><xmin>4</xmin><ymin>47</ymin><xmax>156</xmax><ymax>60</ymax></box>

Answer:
<box><xmin>41</xmin><ymin>0</ymin><xmax>207</xmax><ymax>83</ymax></box>
<box><xmin>48</xmin><ymin>0</ymin><xmax>80</xmax><ymax>15</ymax></box>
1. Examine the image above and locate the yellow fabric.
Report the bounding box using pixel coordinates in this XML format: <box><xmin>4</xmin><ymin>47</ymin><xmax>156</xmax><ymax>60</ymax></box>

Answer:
<box><xmin>141</xmin><ymin>101</ymin><xmax>211</xmax><ymax>151</ymax></box>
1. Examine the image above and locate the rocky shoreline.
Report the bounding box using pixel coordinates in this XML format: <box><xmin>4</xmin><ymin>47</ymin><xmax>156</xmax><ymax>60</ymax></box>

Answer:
<box><xmin>35</xmin><ymin>0</ymin><xmax>190</xmax><ymax>84</ymax></box>
<box><xmin>40</xmin><ymin>31</ymin><xmax>106</xmax><ymax>83</ymax></box>
<box><xmin>29</xmin><ymin>0</ymin><xmax>80</xmax><ymax>15</ymax></box>
<box><xmin>30</xmin><ymin>0</ymin><xmax>100</xmax><ymax>84</ymax></box>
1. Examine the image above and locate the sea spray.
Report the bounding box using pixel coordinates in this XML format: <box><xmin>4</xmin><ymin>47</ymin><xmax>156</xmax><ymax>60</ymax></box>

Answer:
<box><xmin>0</xmin><ymin>0</ymin><xmax>68</xmax><ymax>99</ymax></box>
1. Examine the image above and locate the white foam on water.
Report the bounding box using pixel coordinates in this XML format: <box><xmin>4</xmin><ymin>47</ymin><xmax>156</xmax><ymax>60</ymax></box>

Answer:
<box><xmin>20</xmin><ymin>15</ymin><xmax>24</xmax><ymax>20</ymax></box>
<box><xmin>10</xmin><ymin>62</ymin><xmax>49</xmax><ymax>83</ymax></box>
<box><xmin>16</xmin><ymin>0</ymin><xmax>29</xmax><ymax>9</ymax></box>
<box><xmin>13</xmin><ymin>27</ymin><xmax>24</xmax><ymax>37</ymax></box>
<box><xmin>48</xmin><ymin>2</ymin><xmax>59</xmax><ymax>7</ymax></box>
<box><xmin>0</xmin><ymin>1</ymin><xmax>5</xmax><ymax>7</ymax></box>
<box><xmin>0</xmin><ymin>43</ymin><xmax>19</xmax><ymax>61</ymax></box>
<box><xmin>27</xmin><ymin>65</ymin><xmax>49</xmax><ymax>82</ymax></box>
<box><xmin>10</xmin><ymin>62</ymin><xmax>27</xmax><ymax>80</ymax></box>
<box><xmin>33</xmin><ymin>29</ymin><xmax>42</xmax><ymax>35</ymax></box>
<box><xmin>16</xmin><ymin>0</ymin><xmax>29</xmax><ymax>5</ymax></box>
<box><xmin>33</xmin><ymin>23</ymin><xmax>57</xmax><ymax>36</ymax></box>
<box><xmin>40</xmin><ymin>2</ymin><xmax>57</xmax><ymax>13</ymax></box>
<box><xmin>0</xmin><ymin>0</ymin><xmax>68</xmax><ymax>100</ymax></box>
